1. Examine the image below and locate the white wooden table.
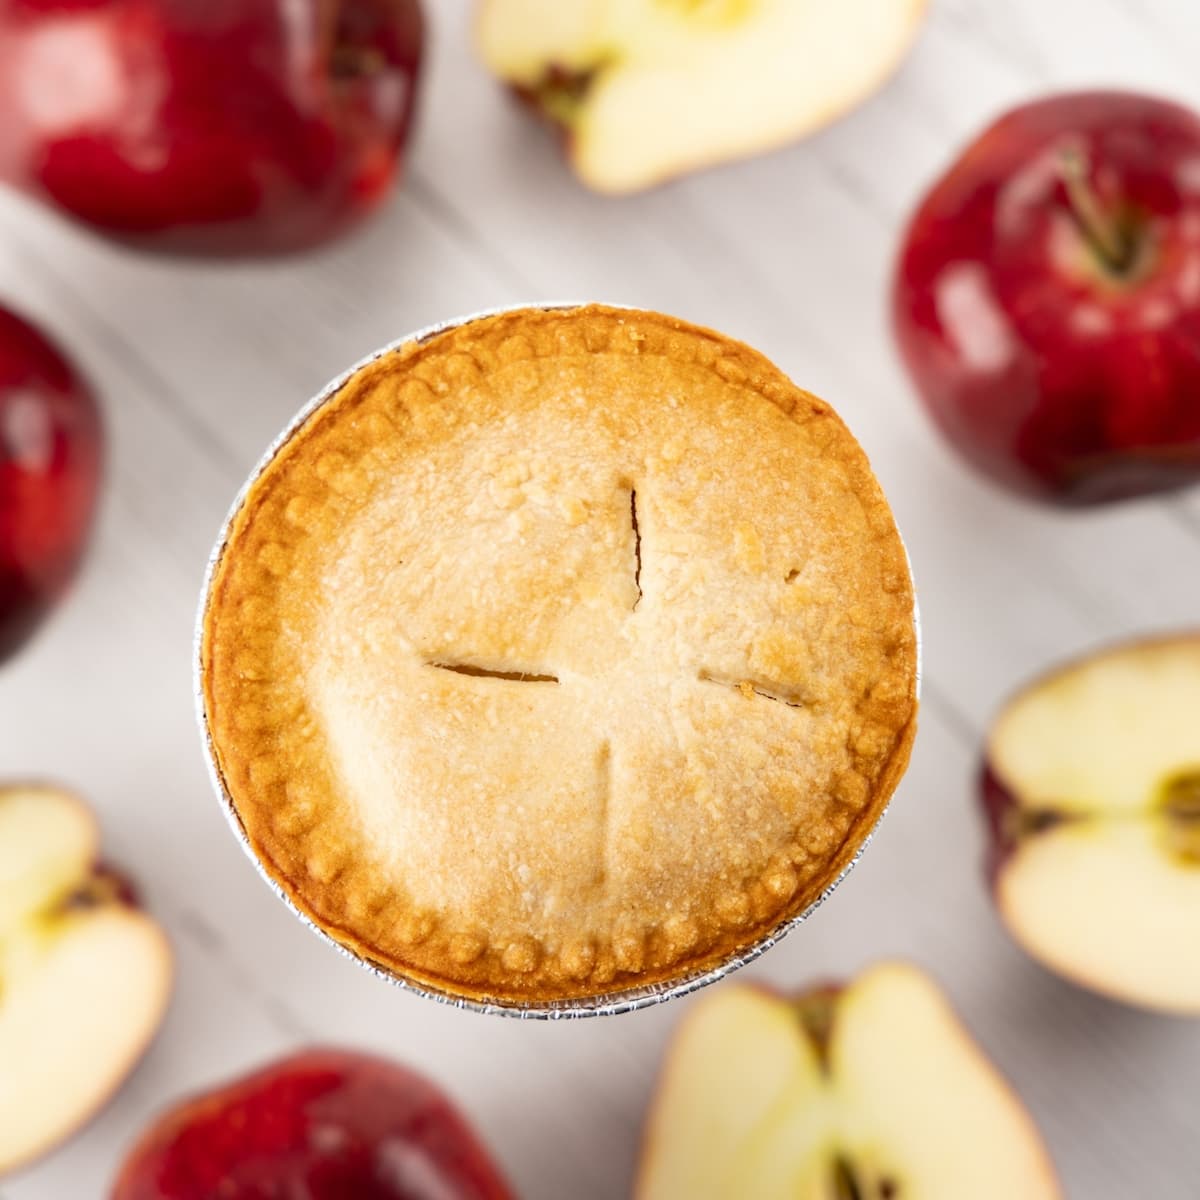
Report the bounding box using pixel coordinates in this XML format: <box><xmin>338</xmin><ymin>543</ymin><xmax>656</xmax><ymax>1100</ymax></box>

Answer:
<box><xmin>3</xmin><ymin>1</ymin><xmax>1200</xmax><ymax>1195</ymax></box>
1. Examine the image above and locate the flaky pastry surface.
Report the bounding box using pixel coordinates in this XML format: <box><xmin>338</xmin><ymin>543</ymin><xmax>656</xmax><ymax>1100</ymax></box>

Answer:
<box><xmin>201</xmin><ymin>306</ymin><xmax>918</xmax><ymax>1003</ymax></box>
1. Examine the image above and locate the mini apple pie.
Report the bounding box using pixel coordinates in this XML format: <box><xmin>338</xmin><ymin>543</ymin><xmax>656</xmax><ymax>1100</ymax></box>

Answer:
<box><xmin>200</xmin><ymin>305</ymin><xmax>918</xmax><ymax>1007</ymax></box>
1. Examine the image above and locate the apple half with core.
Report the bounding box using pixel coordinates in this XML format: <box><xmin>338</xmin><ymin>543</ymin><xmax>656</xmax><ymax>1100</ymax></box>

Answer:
<box><xmin>984</xmin><ymin>634</ymin><xmax>1200</xmax><ymax>1014</ymax></box>
<box><xmin>637</xmin><ymin>961</ymin><xmax>1059</xmax><ymax>1200</ymax></box>
<box><xmin>0</xmin><ymin>784</ymin><xmax>171</xmax><ymax>1177</ymax></box>
<box><xmin>477</xmin><ymin>0</ymin><xmax>926</xmax><ymax>194</ymax></box>
<box><xmin>894</xmin><ymin>91</ymin><xmax>1200</xmax><ymax>504</ymax></box>
<box><xmin>111</xmin><ymin>1047</ymin><xmax>515</xmax><ymax>1199</ymax></box>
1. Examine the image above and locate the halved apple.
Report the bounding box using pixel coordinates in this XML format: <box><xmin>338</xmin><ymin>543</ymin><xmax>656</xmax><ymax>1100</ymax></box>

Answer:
<box><xmin>477</xmin><ymin>0</ymin><xmax>927</xmax><ymax>193</ymax></box>
<box><xmin>637</xmin><ymin>962</ymin><xmax>1059</xmax><ymax>1199</ymax></box>
<box><xmin>984</xmin><ymin>635</ymin><xmax>1200</xmax><ymax>1015</ymax></box>
<box><xmin>0</xmin><ymin>784</ymin><xmax>172</xmax><ymax>1177</ymax></box>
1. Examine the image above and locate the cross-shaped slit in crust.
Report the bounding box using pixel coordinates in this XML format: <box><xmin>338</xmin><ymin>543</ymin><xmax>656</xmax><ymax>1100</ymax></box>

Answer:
<box><xmin>593</xmin><ymin>739</ymin><xmax>612</xmax><ymax>888</ymax></box>
<box><xmin>415</xmin><ymin>482</ymin><xmax>809</xmax><ymax>903</ymax></box>
<box><xmin>425</xmin><ymin>482</ymin><xmax>643</xmax><ymax>691</ymax></box>
<box><xmin>697</xmin><ymin>669</ymin><xmax>808</xmax><ymax>709</ymax></box>
<box><xmin>425</xmin><ymin>489</ymin><xmax>800</xmax><ymax>705</ymax></box>
<box><xmin>629</xmin><ymin>487</ymin><xmax>642</xmax><ymax>611</ymax></box>
<box><xmin>426</xmin><ymin>661</ymin><xmax>559</xmax><ymax>683</ymax></box>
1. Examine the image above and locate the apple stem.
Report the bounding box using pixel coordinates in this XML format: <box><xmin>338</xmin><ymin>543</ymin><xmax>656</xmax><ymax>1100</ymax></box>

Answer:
<box><xmin>1059</xmin><ymin>148</ymin><xmax>1134</xmax><ymax>274</ymax></box>
<box><xmin>794</xmin><ymin>988</ymin><xmax>839</xmax><ymax>1071</ymax></box>
<box><xmin>331</xmin><ymin>43</ymin><xmax>386</xmax><ymax>80</ymax></box>
<box><xmin>521</xmin><ymin>64</ymin><xmax>603</xmax><ymax>129</ymax></box>
<box><xmin>61</xmin><ymin>866</ymin><xmax>135</xmax><ymax>912</ymax></box>
<box><xmin>833</xmin><ymin>1158</ymin><xmax>865</xmax><ymax>1200</ymax></box>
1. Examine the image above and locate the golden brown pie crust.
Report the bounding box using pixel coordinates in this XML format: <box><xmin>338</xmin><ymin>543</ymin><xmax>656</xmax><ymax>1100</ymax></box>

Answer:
<box><xmin>200</xmin><ymin>305</ymin><xmax>918</xmax><ymax>1005</ymax></box>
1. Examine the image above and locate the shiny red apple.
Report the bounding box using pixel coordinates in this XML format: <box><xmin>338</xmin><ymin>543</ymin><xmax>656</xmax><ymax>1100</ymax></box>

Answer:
<box><xmin>0</xmin><ymin>304</ymin><xmax>102</xmax><ymax>664</ymax></box>
<box><xmin>111</xmin><ymin>1048</ymin><xmax>515</xmax><ymax>1199</ymax></box>
<box><xmin>0</xmin><ymin>0</ymin><xmax>424</xmax><ymax>257</ymax></box>
<box><xmin>894</xmin><ymin>91</ymin><xmax>1200</xmax><ymax>504</ymax></box>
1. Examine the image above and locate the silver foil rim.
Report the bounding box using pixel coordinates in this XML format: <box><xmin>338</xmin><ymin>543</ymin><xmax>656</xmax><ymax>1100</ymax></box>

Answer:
<box><xmin>193</xmin><ymin>301</ymin><xmax>923</xmax><ymax>1020</ymax></box>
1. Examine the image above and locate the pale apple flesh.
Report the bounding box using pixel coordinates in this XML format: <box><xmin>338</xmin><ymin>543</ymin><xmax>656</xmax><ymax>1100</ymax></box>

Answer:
<box><xmin>637</xmin><ymin>962</ymin><xmax>1060</xmax><ymax>1200</ymax></box>
<box><xmin>0</xmin><ymin>786</ymin><xmax>96</xmax><ymax>932</ymax></box>
<box><xmin>985</xmin><ymin>636</ymin><xmax>1200</xmax><ymax>1014</ymax></box>
<box><xmin>478</xmin><ymin>0</ymin><xmax>926</xmax><ymax>193</ymax></box>
<box><xmin>0</xmin><ymin>785</ymin><xmax>172</xmax><ymax>1177</ymax></box>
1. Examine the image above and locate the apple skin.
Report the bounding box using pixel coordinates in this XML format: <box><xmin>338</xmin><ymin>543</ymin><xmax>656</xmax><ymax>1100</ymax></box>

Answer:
<box><xmin>894</xmin><ymin>91</ymin><xmax>1200</xmax><ymax>505</ymax></box>
<box><xmin>0</xmin><ymin>306</ymin><xmax>103</xmax><ymax>664</ymax></box>
<box><xmin>111</xmin><ymin>1048</ymin><xmax>515</xmax><ymax>1200</ymax></box>
<box><xmin>0</xmin><ymin>0</ymin><xmax>424</xmax><ymax>257</ymax></box>
<box><xmin>979</xmin><ymin>764</ymin><xmax>1069</xmax><ymax>890</ymax></box>
<box><xmin>980</xmin><ymin>763</ymin><xmax>1022</xmax><ymax>888</ymax></box>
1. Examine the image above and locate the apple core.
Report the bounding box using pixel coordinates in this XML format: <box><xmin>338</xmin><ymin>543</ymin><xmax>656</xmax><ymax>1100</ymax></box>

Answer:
<box><xmin>1160</xmin><ymin>769</ymin><xmax>1200</xmax><ymax>864</ymax></box>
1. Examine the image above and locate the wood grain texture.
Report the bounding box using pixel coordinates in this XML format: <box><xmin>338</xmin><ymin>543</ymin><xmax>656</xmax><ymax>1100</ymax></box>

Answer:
<box><xmin>2</xmin><ymin>0</ymin><xmax>1199</xmax><ymax>1196</ymax></box>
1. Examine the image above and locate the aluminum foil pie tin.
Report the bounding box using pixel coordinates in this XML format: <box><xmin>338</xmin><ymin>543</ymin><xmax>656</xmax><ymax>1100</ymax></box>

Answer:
<box><xmin>194</xmin><ymin>302</ymin><xmax>923</xmax><ymax>1019</ymax></box>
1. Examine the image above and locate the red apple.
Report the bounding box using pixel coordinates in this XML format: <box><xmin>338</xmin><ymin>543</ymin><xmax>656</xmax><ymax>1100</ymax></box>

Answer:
<box><xmin>0</xmin><ymin>784</ymin><xmax>172</xmax><ymax>1177</ymax></box>
<box><xmin>637</xmin><ymin>963</ymin><xmax>1060</xmax><ymax>1199</ymax></box>
<box><xmin>894</xmin><ymin>91</ymin><xmax>1200</xmax><ymax>504</ymax></box>
<box><xmin>982</xmin><ymin>634</ymin><xmax>1200</xmax><ymax>1014</ymax></box>
<box><xmin>0</xmin><ymin>0</ymin><xmax>424</xmax><ymax>257</ymax></box>
<box><xmin>111</xmin><ymin>1048</ymin><xmax>515</xmax><ymax>1199</ymax></box>
<box><xmin>0</xmin><ymin>304</ymin><xmax>102</xmax><ymax>664</ymax></box>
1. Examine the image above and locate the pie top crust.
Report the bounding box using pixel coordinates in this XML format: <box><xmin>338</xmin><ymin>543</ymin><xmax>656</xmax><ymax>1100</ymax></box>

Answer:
<box><xmin>200</xmin><ymin>305</ymin><xmax>918</xmax><ymax>1005</ymax></box>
